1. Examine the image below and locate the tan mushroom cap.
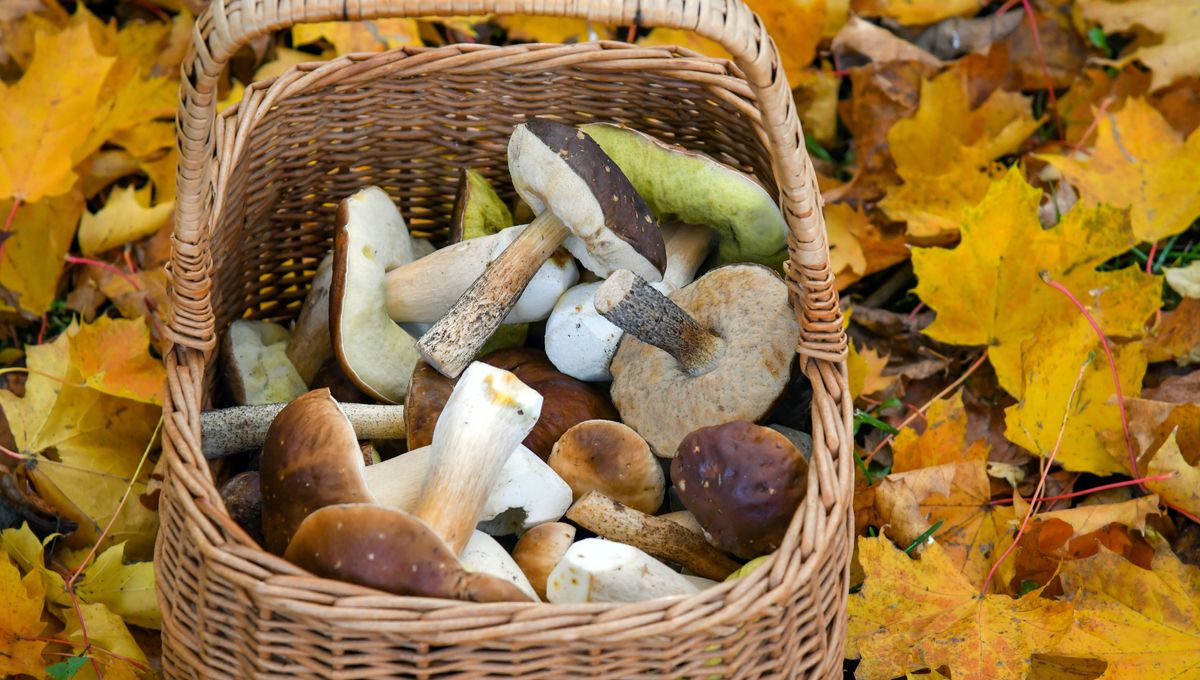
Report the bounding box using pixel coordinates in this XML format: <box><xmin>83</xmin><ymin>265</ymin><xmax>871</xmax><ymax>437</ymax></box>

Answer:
<box><xmin>608</xmin><ymin>264</ymin><xmax>800</xmax><ymax>457</ymax></box>
<box><xmin>285</xmin><ymin>504</ymin><xmax>531</xmax><ymax>602</ymax></box>
<box><xmin>511</xmin><ymin>522</ymin><xmax>576</xmax><ymax>601</ymax></box>
<box><xmin>548</xmin><ymin>420</ymin><xmax>664</xmax><ymax>514</ymax></box>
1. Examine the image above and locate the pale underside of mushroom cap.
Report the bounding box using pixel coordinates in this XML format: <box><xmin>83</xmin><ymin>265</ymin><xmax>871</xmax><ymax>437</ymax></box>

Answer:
<box><xmin>609</xmin><ymin>264</ymin><xmax>799</xmax><ymax>457</ymax></box>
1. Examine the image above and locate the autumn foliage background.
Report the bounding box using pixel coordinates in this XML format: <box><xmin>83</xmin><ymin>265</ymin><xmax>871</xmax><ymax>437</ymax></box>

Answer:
<box><xmin>1</xmin><ymin>0</ymin><xmax>1198</xmax><ymax>677</ymax></box>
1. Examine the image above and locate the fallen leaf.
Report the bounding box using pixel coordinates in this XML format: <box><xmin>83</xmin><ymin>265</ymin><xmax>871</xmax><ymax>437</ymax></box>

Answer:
<box><xmin>254</xmin><ymin>47</ymin><xmax>331</xmax><ymax>81</ymax></box>
<box><xmin>109</xmin><ymin>120</ymin><xmax>174</xmax><ymax>160</ymax></box>
<box><xmin>75</xmin><ymin>541</ymin><xmax>159</xmax><ymax>630</ymax></box>
<box><xmin>1145</xmin><ymin>298</ymin><xmax>1200</xmax><ymax>364</ymax></box>
<box><xmin>78</xmin><ymin>184</ymin><xmax>173</xmax><ymax>255</ymax></box>
<box><xmin>1079</xmin><ymin>0</ymin><xmax>1199</xmax><ymax>91</ymax></box>
<box><xmin>826</xmin><ymin>202</ymin><xmax>910</xmax><ymax>290</ymax></box>
<box><xmin>636</xmin><ymin>28</ymin><xmax>729</xmax><ymax>60</ymax></box>
<box><xmin>1164</xmin><ymin>261</ymin><xmax>1200</xmax><ymax>299</ymax></box>
<box><xmin>496</xmin><ymin>16</ymin><xmax>609</xmax><ymax>43</ymax></box>
<box><xmin>850</xmin><ymin>0</ymin><xmax>986</xmax><ymax>25</ymax></box>
<box><xmin>1057</xmin><ymin>68</ymin><xmax>1152</xmax><ymax>146</ymax></box>
<box><xmin>1146</xmin><ymin>430</ymin><xmax>1200</xmax><ymax>517</ymax></box>
<box><xmin>0</xmin><ymin>189</ymin><xmax>83</xmax><ymax>318</ymax></box>
<box><xmin>1040</xmin><ymin>98</ymin><xmax>1200</xmax><ymax>243</ymax></box>
<box><xmin>792</xmin><ymin>67</ymin><xmax>841</xmax><ymax>147</ymax></box>
<box><xmin>912</xmin><ymin>168</ymin><xmax>1159</xmax><ymax>396</ymax></box>
<box><xmin>831</xmin><ymin>16</ymin><xmax>942</xmax><ymax>67</ymax></box>
<box><xmin>847</xmin><ymin>535</ymin><xmax>1072</xmax><ymax>680</ymax></box>
<box><xmin>1</xmin><ymin>522</ymin><xmax>71</xmax><ymax>606</ymax></box>
<box><xmin>892</xmin><ymin>390</ymin><xmax>989</xmax><ymax>472</ymax></box>
<box><xmin>1143</xmin><ymin>371</ymin><xmax>1200</xmax><ymax>403</ymax></box>
<box><xmin>292</xmin><ymin>18</ymin><xmax>422</xmax><ymax>54</ymax></box>
<box><xmin>0</xmin><ymin>552</ymin><xmax>47</xmax><ymax>678</ymax></box>
<box><xmin>68</xmin><ymin>316</ymin><xmax>165</xmax><ymax>405</ymax></box>
<box><xmin>1004</xmin><ymin>316</ymin><xmax>1146</xmax><ymax>475</ymax></box>
<box><xmin>63</xmin><ymin>601</ymin><xmax>148</xmax><ymax>680</ymax></box>
<box><xmin>1054</xmin><ymin>545</ymin><xmax>1200</xmax><ymax>678</ymax></box>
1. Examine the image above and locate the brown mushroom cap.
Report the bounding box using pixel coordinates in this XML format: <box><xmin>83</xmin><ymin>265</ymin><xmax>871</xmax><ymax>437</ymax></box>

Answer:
<box><xmin>511</xmin><ymin>522</ymin><xmax>576</xmax><ymax>601</ymax></box>
<box><xmin>284</xmin><ymin>504</ymin><xmax>531</xmax><ymax>602</ymax></box>
<box><xmin>605</xmin><ymin>264</ymin><xmax>800</xmax><ymax>457</ymax></box>
<box><xmin>259</xmin><ymin>389</ymin><xmax>374</xmax><ymax>554</ymax></box>
<box><xmin>406</xmin><ymin>348</ymin><xmax>617</xmax><ymax>459</ymax></box>
<box><xmin>670</xmin><ymin>421</ymin><xmax>809</xmax><ymax>560</ymax></box>
<box><xmin>220</xmin><ymin>471</ymin><xmax>263</xmax><ymax>546</ymax></box>
<box><xmin>548</xmin><ymin>420</ymin><xmax>664</xmax><ymax>514</ymax></box>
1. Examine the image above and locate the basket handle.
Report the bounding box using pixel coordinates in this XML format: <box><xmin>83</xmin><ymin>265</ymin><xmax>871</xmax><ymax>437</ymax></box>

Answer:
<box><xmin>171</xmin><ymin>0</ymin><xmax>844</xmax><ymax>364</ymax></box>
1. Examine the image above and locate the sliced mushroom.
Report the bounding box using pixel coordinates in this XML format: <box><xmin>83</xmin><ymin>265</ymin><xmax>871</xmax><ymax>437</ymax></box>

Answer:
<box><xmin>548</xmin><ymin>420</ymin><xmax>664</xmax><ymax>514</ymax></box>
<box><xmin>544</xmin><ymin>223</ymin><xmax>716</xmax><ymax>381</ymax></box>
<box><xmin>546</xmin><ymin>538</ymin><xmax>708</xmax><ymax>603</ymax></box>
<box><xmin>221</xmin><ymin>320</ymin><xmax>307</xmax><ymax>406</ymax></box>
<box><xmin>459</xmin><ymin>529</ymin><xmax>539</xmax><ymax>601</ymax></box>
<box><xmin>581</xmin><ymin>122</ymin><xmax>788</xmax><ymax>267</ymax></box>
<box><xmin>595</xmin><ymin>265</ymin><xmax>800</xmax><ymax>457</ymax></box>
<box><xmin>417</xmin><ymin>118</ymin><xmax>666</xmax><ymax>378</ymax></box>
<box><xmin>285</xmin><ymin>253</ymin><xmax>335</xmax><ymax>385</ymax></box>
<box><xmin>672</xmin><ymin>421</ymin><xmax>809</xmax><ymax>560</ymax></box>
<box><xmin>512</xmin><ymin>522</ymin><xmax>575</xmax><ymax>601</ymax></box>
<box><xmin>450</xmin><ymin>168</ymin><xmax>513</xmax><ymax>242</ymax></box>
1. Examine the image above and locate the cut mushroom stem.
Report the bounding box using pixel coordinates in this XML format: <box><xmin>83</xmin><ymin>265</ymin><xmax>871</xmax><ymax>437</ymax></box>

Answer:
<box><xmin>565</xmin><ymin>491</ymin><xmax>740</xmax><ymax>581</ymax></box>
<box><xmin>594</xmin><ymin>269</ymin><xmax>725</xmax><ymax>377</ymax></box>
<box><xmin>200</xmin><ymin>402</ymin><xmax>407</xmax><ymax>458</ymax></box>
<box><xmin>512</xmin><ymin>522</ymin><xmax>576</xmax><ymax>601</ymax></box>
<box><xmin>546</xmin><ymin>538</ymin><xmax>707</xmax><ymax>603</ymax></box>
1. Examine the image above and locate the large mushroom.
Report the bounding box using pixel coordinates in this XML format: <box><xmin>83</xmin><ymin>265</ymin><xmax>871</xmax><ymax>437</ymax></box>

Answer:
<box><xmin>546</xmin><ymin>538</ymin><xmax>714</xmax><ymax>603</ymax></box>
<box><xmin>594</xmin><ymin>265</ymin><xmax>800</xmax><ymax>458</ymax></box>
<box><xmin>544</xmin><ymin>223</ymin><xmax>716</xmax><ymax>382</ymax></box>
<box><xmin>282</xmin><ymin>362</ymin><xmax>543</xmax><ymax>602</ymax></box>
<box><xmin>548</xmin><ymin>420</ymin><xmax>664</xmax><ymax>514</ymax></box>
<box><xmin>285</xmin><ymin>253</ymin><xmax>335</xmax><ymax>385</ymax></box>
<box><xmin>221</xmin><ymin>320</ymin><xmax>307</xmax><ymax>405</ymax></box>
<box><xmin>416</xmin><ymin>118</ymin><xmax>666</xmax><ymax>378</ymax></box>
<box><xmin>671</xmin><ymin>421</ymin><xmax>809</xmax><ymax>560</ymax></box>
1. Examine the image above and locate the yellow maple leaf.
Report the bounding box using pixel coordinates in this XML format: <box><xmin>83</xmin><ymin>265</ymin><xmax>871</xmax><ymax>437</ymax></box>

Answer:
<box><xmin>69</xmin><ymin>316</ymin><xmax>166</xmax><ymax>405</ymax></box>
<box><xmin>64</xmin><ymin>601</ymin><xmax>149</xmax><ymax>680</ymax></box>
<box><xmin>880</xmin><ymin>71</ymin><xmax>1042</xmax><ymax>239</ymax></box>
<box><xmin>0</xmin><ymin>552</ymin><xmax>47</xmax><ymax>678</ymax></box>
<box><xmin>1004</xmin><ymin>316</ymin><xmax>1146</xmax><ymax>476</ymax></box>
<box><xmin>1</xmin><ymin>523</ymin><xmax>71</xmax><ymax>607</ymax></box>
<box><xmin>496</xmin><ymin>16</ymin><xmax>610</xmax><ymax>43</ymax></box>
<box><xmin>293</xmin><ymin>18</ymin><xmax>422</xmax><ymax>54</ymax></box>
<box><xmin>1145</xmin><ymin>430</ymin><xmax>1200</xmax><ymax>517</ymax></box>
<box><xmin>825</xmin><ymin>202</ymin><xmax>910</xmax><ymax>290</ymax></box>
<box><xmin>851</xmin><ymin>0</ymin><xmax>986</xmax><ymax>25</ymax></box>
<box><xmin>1079</xmin><ymin>0</ymin><xmax>1199</xmax><ymax>91</ymax></box>
<box><xmin>0</xmin><ymin>189</ymin><xmax>83</xmax><ymax>318</ymax></box>
<box><xmin>1039</xmin><ymin>98</ymin><xmax>1200</xmax><ymax>243</ymax></box>
<box><xmin>0</xmin><ymin>18</ymin><xmax>115</xmax><ymax>201</ymax></box>
<box><xmin>847</xmin><ymin>536</ymin><xmax>1072</xmax><ymax>680</ymax></box>
<box><xmin>1053</xmin><ymin>545</ymin><xmax>1200</xmax><ymax>678</ymax></box>
<box><xmin>78</xmin><ymin>184</ymin><xmax>174</xmax><ymax>255</ymax></box>
<box><xmin>892</xmin><ymin>390</ymin><xmax>989</xmax><ymax>472</ymax></box>
<box><xmin>0</xmin><ymin>331</ymin><xmax>160</xmax><ymax>559</ymax></box>
<box><xmin>743</xmin><ymin>0</ymin><xmax>831</xmax><ymax>86</ymax></box>
<box><xmin>75</xmin><ymin>541</ymin><xmax>160</xmax><ymax>630</ymax></box>
<box><xmin>911</xmin><ymin>168</ymin><xmax>1160</xmax><ymax>396</ymax></box>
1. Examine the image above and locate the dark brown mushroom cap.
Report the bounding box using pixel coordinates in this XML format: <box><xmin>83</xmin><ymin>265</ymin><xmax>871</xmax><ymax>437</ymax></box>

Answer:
<box><xmin>406</xmin><ymin>348</ymin><xmax>617</xmax><ymax>459</ymax></box>
<box><xmin>609</xmin><ymin>264</ymin><xmax>800</xmax><ymax>457</ymax></box>
<box><xmin>284</xmin><ymin>504</ymin><xmax>532</xmax><ymax>602</ymax></box>
<box><xmin>259</xmin><ymin>389</ymin><xmax>374</xmax><ymax>554</ymax></box>
<box><xmin>670</xmin><ymin>421</ymin><xmax>808</xmax><ymax>560</ymax></box>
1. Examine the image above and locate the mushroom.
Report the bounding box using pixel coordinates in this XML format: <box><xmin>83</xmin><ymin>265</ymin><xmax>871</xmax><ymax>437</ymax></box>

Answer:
<box><xmin>511</xmin><ymin>522</ymin><xmax>575</xmax><ymax>600</ymax></box>
<box><xmin>580</xmin><ymin>122</ymin><xmax>788</xmax><ymax>267</ymax></box>
<box><xmin>405</xmin><ymin>348</ymin><xmax>617</xmax><ymax>460</ymax></box>
<box><xmin>285</xmin><ymin>253</ymin><xmax>335</xmax><ymax>385</ymax></box>
<box><xmin>219</xmin><ymin>471</ymin><xmax>263</xmax><ymax>546</ymax></box>
<box><xmin>329</xmin><ymin>185</ymin><xmax>421</xmax><ymax>403</ymax></box>
<box><xmin>564</xmin><ymin>491</ymin><xmax>740</xmax><ymax>580</ymax></box>
<box><xmin>671</xmin><ymin>421</ymin><xmax>809</xmax><ymax>560</ymax></box>
<box><xmin>459</xmin><ymin>530</ymin><xmax>539</xmax><ymax>601</ymax></box>
<box><xmin>199</xmin><ymin>399</ymin><xmax>407</xmax><ymax>459</ymax></box>
<box><xmin>309</xmin><ymin>356</ymin><xmax>371</xmax><ymax>403</ymax></box>
<box><xmin>416</xmin><ymin>118</ymin><xmax>666</xmax><ymax>378</ymax></box>
<box><xmin>450</xmin><ymin>168</ymin><xmax>513</xmax><ymax>242</ymax></box>
<box><xmin>221</xmin><ymin>320</ymin><xmax>307</xmax><ymax>406</ymax></box>
<box><xmin>594</xmin><ymin>265</ymin><xmax>800</xmax><ymax>458</ymax></box>
<box><xmin>659</xmin><ymin>510</ymin><xmax>705</xmax><ymax>536</ymax></box>
<box><xmin>256</xmin><ymin>389</ymin><xmax>567</xmax><ymax>552</ymax></box>
<box><xmin>548</xmin><ymin>420</ymin><xmax>664</xmax><ymax>514</ymax></box>
<box><xmin>382</xmin><ymin>225</ymin><xmax>579</xmax><ymax>324</ymax></box>
<box><xmin>544</xmin><ymin>223</ymin><xmax>716</xmax><ymax>381</ymax></box>
<box><xmin>281</xmin><ymin>362</ymin><xmax>542</xmax><ymax>602</ymax></box>
<box><xmin>546</xmin><ymin>538</ymin><xmax>710</xmax><ymax>603</ymax></box>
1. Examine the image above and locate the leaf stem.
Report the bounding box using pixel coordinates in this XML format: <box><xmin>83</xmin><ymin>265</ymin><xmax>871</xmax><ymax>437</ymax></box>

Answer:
<box><xmin>0</xmin><ymin>198</ymin><xmax>21</xmax><ymax>275</ymax></box>
<box><xmin>64</xmin><ymin>255</ymin><xmax>141</xmax><ymax>291</ymax></box>
<box><xmin>1015</xmin><ymin>0</ymin><xmax>1062</xmax><ymax>139</ymax></box>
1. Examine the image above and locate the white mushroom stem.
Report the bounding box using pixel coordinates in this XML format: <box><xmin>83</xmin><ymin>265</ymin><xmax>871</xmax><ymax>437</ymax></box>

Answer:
<box><xmin>660</xmin><ymin>224</ymin><xmax>717</xmax><ymax>291</ymax></box>
<box><xmin>546</xmin><ymin>539</ymin><xmax>706</xmax><ymax>603</ymax></box>
<box><xmin>384</xmin><ymin>225</ymin><xmax>578</xmax><ymax>323</ymax></box>
<box><xmin>594</xmin><ymin>269</ymin><xmax>726</xmax><ymax>377</ymax></box>
<box><xmin>413</xmin><ymin>362</ymin><xmax>543</xmax><ymax>554</ymax></box>
<box><xmin>565</xmin><ymin>491</ymin><xmax>740</xmax><ymax>580</ymax></box>
<box><xmin>459</xmin><ymin>530</ymin><xmax>540</xmax><ymax>602</ymax></box>
<box><xmin>200</xmin><ymin>403</ymin><xmax>406</xmax><ymax>458</ymax></box>
<box><xmin>286</xmin><ymin>253</ymin><xmax>335</xmax><ymax>384</ymax></box>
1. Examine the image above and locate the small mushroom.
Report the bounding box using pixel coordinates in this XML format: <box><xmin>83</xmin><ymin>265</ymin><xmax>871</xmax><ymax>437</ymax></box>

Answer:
<box><xmin>450</xmin><ymin>168</ymin><xmax>513</xmax><ymax>242</ymax></box>
<box><xmin>544</xmin><ymin>223</ymin><xmax>716</xmax><ymax>381</ymax></box>
<box><xmin>329</xmin><ymin>186</ymin><xmax>421</xmax><ymax>403</ymax></box>
<box><xmin>511</xmin><ymin>522</ymin><xmax>575</xmax><ymax>600</ymax></box>
<box><xmin>416</xmin><ymin>118</ymin><xmax>666</xmax><ymax>378</ymax></box>
<box><xmin>546</xmin><ymin>538</ymin><xmax>709</xmax><ymax>603</ymax></box>
<box><xmin>405</xmin><ymin>348</ymin><xmax>617</xmax><ymax>460</ymax></box>
<box><xmin>595</xmin><ymin>265</ymin><xmax>800</xmax><ymax>457</ymax></box>
<box><xmin>671</xmin><ymin>421</ymin><xmax>809</xmax><ymax>560</ymax></box>
<box><xmin>565</xmin><ymin>491</ymin><xmax>740</xmax><ymax>580</ymax></box>
<box><xmin>285</xmin><ymin>253</ymin><xmax>335</xmax><ymax>385</ymax></box>
<box><xmin>221</xmin><ymin>320</ymin><xmax>307</xmax><ymax>405</ymax></box>
<box><xmin>459</xmin><ymin>529</ymin><xmax>539</xmax><ymax>601</ymax></box>
<box><xmin>581</xmin><ymin>122</ymin><xmax>788</xmax><ymax>267</ymax></box>
<box><xmin>548</xmin><ymin>420</ymin><xmax>664</xmax><ymax>514</ymax></box>
<box><xmin>219</xmin><ymin>471</ymin><xmax>263</xmax><ymax>546</ymax></box>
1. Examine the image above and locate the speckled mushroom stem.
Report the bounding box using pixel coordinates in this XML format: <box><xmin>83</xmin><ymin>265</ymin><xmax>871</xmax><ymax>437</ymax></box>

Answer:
<box><xmin>566</xmin><ymin>491</ymin><xmax>741</xmax><ymax>580</ymax></box>
<box><xmin>200</xmin><ymin>403</ymin><xmax>406</xmax><ymax>459</ymax></box>
<box><xmin>594</xmin><ymin>269</ymin><xmax>726</xmax><ymax>376</ymax></box>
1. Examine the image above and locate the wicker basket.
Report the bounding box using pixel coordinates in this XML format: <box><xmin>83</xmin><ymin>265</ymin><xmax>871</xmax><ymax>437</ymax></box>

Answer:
<box><xmin>158</xmin><ymin>0</ymin><xmax>854</xmax><ymax>676</ymax></box>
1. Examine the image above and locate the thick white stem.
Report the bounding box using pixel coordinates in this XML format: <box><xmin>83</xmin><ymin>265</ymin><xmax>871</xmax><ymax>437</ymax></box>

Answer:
<box><xmin>546</xmin><ymin>539</ymin><xmax>707</xmax><ymax>603</ymax></box>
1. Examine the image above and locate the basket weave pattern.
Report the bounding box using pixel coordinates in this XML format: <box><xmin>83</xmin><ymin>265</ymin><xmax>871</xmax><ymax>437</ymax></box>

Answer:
<box><xmin>158</xmin><ymin>1</ymin><xmax>854</xmax><ymax>677</ymax></box>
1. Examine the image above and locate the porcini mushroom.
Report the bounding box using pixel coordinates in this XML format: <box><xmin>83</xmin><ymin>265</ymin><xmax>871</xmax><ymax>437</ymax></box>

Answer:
<box><xmin>671</xmin><ymin>421</ymin><xmax>809</xmax><ymax>560</ymax></box>
<box><xmin>459</xmin><ymin>530</ymin><xmax>539</xmax><ymax>601</ymax></box>
<box><xmin>285</xmin><ymin>253</ymin><xmax>335</xmax><ymax>385</ymax></box>
<box><xmin>594</xmin><ymin>265</ymin><xmax>799</xmax><ymax>457</ymax></box>
<box><xmin>416</xmin><ymin>118</ymin><xmax>666</xmax><ymax>378</ymax></box>
<box><xmin>548</xmin><ymin>420</ymin><xmax>664</xmax><ymax>514</ymax></box>
<box><xmin>544</xmin><ymin>223</ymin><xmax>716</xmax><ymax>381</ymax></box>
<box><xmin>512</xmin><ymin>522</ymin><xmax>575</xmax><ymax>600</ymax></box>
<box><xmin>221</xmin><ymin>320</ymin><xmax>307</xmax><ymax>405</ymax></box>
<box><xmin>581</xmin><ymin>122</ymin><xmax>788</xmax><ymax>267</ymax></box>
<box><xmin>546</xmin><ymin>538</ymin><xmax>709</xmax><ymax>603</ymax></box>
<box><xmin>329</xmin><ymin>186</ymin><xmax>421</xmax><ymax>403</ymax></box>
<box><xmin>219</xmin><ymin>471</ymin><xmax>263</xmax><ymax>546</ymax></box>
